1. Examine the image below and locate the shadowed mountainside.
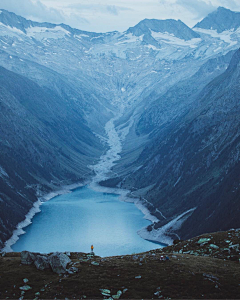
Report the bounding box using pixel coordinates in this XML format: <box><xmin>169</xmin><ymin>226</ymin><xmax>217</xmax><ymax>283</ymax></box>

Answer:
<box><xmin>0</xmin><ymin>66</ymin><xmax>104</xmax><ymax>248</ymax></box>
<box><xmin>118</xmin><ymin>48</ymin><xmax>240</xmax><ymax>240</ymax></box>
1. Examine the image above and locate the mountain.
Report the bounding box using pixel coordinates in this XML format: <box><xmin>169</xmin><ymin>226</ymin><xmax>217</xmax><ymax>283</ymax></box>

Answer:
<box><xmin>118</xmin><ymin>48</ymin><xmax>240</xmax><ymax>240</ymax></box>
<box><xmin>0</xmin><ymin>8</ymin><xmax>103</xmax><ymax>38</ymax></box>
<box><xmin>0</xmin><ymin>66</ymin><xmax>105</xmax><ymax>248</ymax></box>
<box><xmin>194</xmin><ymin>7</ymin><xmax>240</xmax><ymax>33</ymax></box>
<box><xmin>1</xmin><ymin>7</ymin><xmax>240</xmax><ymax>249</ymax></box>
<box><xmin>127</xmin><ymin>18</ymin><xmax>200</xmax><ymax>40</ymax></box>
<box><xmin>136</xmin><ymin>50</ymin><xmax>234</xmax><ymax>135</ymax></box>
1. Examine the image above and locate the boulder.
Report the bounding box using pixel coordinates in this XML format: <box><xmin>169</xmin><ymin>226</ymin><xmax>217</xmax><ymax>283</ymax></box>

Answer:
<box><xmin>67</xmin><ymin>267</ymin><xmax>78</xmax><ymax>274</ymax></box>
<box><xmin>21</xmin><ymin>251</ymin><xmax>37</xmax><ymax>265</ymax></box>
<box><xmin>209</xmin><ymin>244</ymin><xmax>219</xmax><ymax>249</ymax></box>
<box><xmin>48</xmin><ymin>252</ymin><xmax>71</xmax><ymax>274</ymax></box>
<box><xmin>19</xmin><ymin>285</ymin><xmax>32</xmax><ymax>291</ymax></box>
<box><xmin>34</xmin><ymin>255</ymin><xmax>50</xmax><ymax>271</ymax></box>
<box><xmin>197</xmin><ymin>238</ymin><xmax>211</xmax><ymax>244</ymax></box>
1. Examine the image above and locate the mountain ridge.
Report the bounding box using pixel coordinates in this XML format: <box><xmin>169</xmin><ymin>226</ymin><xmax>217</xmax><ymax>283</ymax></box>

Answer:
<box><xmin>194</xmin><ymin>6</ymin><xmax>240</xmax><ymax>33</ymax></box>
<box><xmin>126</xmin><ymin>18</ymin><xmax>200</xmax><ymax>41</ymax></box>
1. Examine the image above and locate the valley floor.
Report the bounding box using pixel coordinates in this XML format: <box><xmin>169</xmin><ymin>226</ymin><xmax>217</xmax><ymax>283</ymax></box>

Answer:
<box><xmin>0</xmin><ymin>230</ymin><xmax>239</xmax><ymax>299</ymax></box>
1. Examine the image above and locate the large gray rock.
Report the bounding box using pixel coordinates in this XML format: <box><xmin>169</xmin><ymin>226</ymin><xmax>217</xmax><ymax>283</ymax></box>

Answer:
<box><xmin>34</xmin><ymin>255</ymin><xmax>50</xmax><ymax>270</ymax></box>
<box><xmin>21</xmin><ymin>251</ymin><xmax>37</xmax><ymax>265</ymax></box>
<box><xmin>48</xmin><ymin>252</ymin><xmax>71</xmax><ymax>274</ymax></box>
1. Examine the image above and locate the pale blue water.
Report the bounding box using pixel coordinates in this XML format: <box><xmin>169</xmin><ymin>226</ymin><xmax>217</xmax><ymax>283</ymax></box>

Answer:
<box><xmin>12</xmin><ymin>186</ymin><xmax>164</xmax><ymax>256</ymax></box>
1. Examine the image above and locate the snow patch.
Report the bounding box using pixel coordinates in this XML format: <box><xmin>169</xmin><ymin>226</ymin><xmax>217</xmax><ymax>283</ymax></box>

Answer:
<box><xmin>194</xmin><ymin>28</ymin><xmax>238</xmax><ymax>47</ymax></box>
<box><xmin>91</xmin><ymin>35</ymin><xmax>104</xmax><ymax>41</ymax></box>
<box><xmin>0</xmin><ymin>23</ymin><xmax>24</xmax><ymax>35</ymax></box>
<box><xmin>151</xmin><ymin>30</ymin><xmax>201</xmax><ymax>48</ymax></box>
<box><xmin>115</xmin><ymin>33</ymin><xmax>143</xmax><ymax>45</ymax></box>
<box><xmin>26</xmin><ymin>26</ymin><xmax>70</xmax><ymax>40</ymax></box>
<box><xmin>0</xmin><ymin>166</ymin><xmax>9</xmax><ymax>178</ymax></box>
<box><xmin>138</xmin><ymin>207</ymin><xmax>196</xmax><ymax>245</ymax></box>
<box><xmin>145</xmin><ymin>45</ymin><xmax>160</xmax><ymax>51</ymax></box>
<box><xmin>74</xmin><ymin>34</ymin><xmax>89</xmax><ymax>41</ymax></box>
<box><xmin>2</xmin><ymin>199</ymin><xmax>42</xmax><ymax>252</ymax></box>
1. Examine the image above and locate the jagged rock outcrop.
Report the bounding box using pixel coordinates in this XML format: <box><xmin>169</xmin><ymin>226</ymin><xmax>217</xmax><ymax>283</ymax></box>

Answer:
<box><xmin>34</xmin><ymin>255</ymin><xmax>50</xmax><ymax>271</ymax></box>
<box><xmin>21</xmin><ymin>251</ymin><xmax>37</xmax><ymax>265</ymax></box>
<box><xmin>48</xmin><ymin>252</ymin><xmax>71</xmax><ymax>274</ymax></box>
<box><xmin>21</xmin><ymin>251</ymin><xmax>72</xmax><ymax>273</ymax></box>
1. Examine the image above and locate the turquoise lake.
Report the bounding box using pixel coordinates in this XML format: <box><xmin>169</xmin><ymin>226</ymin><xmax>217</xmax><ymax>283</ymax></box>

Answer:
<box><xmin>12</xmin><ymin>186</ymin><xmax>163</xmax><ymax>256</ymax></box>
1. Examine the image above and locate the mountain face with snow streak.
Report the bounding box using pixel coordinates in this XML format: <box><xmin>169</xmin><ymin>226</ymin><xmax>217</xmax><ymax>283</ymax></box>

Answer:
<box><xmin>118</xmin><ymin>49</ymin><xmax>240</xmax><ymax>240</ymax></box>
<box><xmin>127</xmin><ymin>18</ymin><xmax>200</xmax><ymax>40</ymax></box>
<box><xmin>1</xmin><ymin>7</ymin><xmax>240</xmax><ymax>247</ymax></box>
<box><xmin>194</xmin><ymin>7</ymin><xmax>240</xmax><ymax>33</ymax></box>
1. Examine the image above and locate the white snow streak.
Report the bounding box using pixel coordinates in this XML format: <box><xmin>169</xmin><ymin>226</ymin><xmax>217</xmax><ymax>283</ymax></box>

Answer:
<box><xmin>0</xmin><ymin>166</ymin><xmax>9</xmax><ymax>178</ymax></box>
<box><xmin>26</xmin><ymin>26</ymin><xmax>70</xmax><ymax>40</ymax></box>
<box><xmin>138</xmin><ymin>207</ymin><xmax>196</xmax><ymax>245</ymax></box>
<box><xmin>151</xmin><ymin>30</ymin><xmax>201</xmax><ymax>48</ymax></box>
<box><xmin>89</xmin><ymin>113</ymin><xmax>123</xmax><ymax>185</ymax></box>
<box><xmin>2</xmin><ymin>200</ymin><xmax>42</xmax><ymax>252</ymax></box>
<box><xmin>2</xmin><ymin>182</ymin><xmax>86</xmax><ymax>252</ymax></box>
<box><xmin>194</xmin><ymin>28</ymin><xmax>238</xmax><ymax>47</ymax></box>
<box><xmin>115</xmin><ymin>33</ymin><xmax>143</xmax><ymax>45</ymax></box>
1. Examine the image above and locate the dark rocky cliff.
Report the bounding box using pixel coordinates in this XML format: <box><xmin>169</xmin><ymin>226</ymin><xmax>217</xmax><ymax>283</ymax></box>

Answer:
<box><xmin>120</xmin><ymin>48</ymin><xmax>240</xmax><ymax>239</ymax></box>
<box><xmin>0</xmin><ymin>67</ymin><xmax>103</xmax><ymax>248</ymax></box>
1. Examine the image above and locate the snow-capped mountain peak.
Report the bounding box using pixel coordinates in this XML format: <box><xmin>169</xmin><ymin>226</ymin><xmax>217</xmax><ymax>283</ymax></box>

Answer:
<box><xmin>194</xmin><ymin>6</ymin><xmax>240</xmax><ymax>33</ymax></box>
<box><xmin>0</xmin><ymin>9</ymin><xmax>106</xmax><ymax>42</ymax></box>
<box><xmin>127</xmin><ymin>18</ymin><xmax>200</xmax><ymax>41</ymax></box>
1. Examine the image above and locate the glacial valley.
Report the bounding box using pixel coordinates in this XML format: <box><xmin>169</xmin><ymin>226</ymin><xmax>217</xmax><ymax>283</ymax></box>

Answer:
<box><xmin>0</xmin><ymin>6</ymin><xmax>240</xmax><ymax>249</ymax></box>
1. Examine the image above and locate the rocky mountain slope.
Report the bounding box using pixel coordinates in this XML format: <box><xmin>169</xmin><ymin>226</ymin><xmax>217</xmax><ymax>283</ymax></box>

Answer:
<box><xmin>118</xmin><ymin>47</ymin><xmax>240</xmax><ymax>242</ymax></box>
<box><xmin>194</xmin><ymin>6</ymin><xmax>240</xmax><ymax>33</ymax></box>
<box><xmin>0</xmin><ymin>229</ymin><xmax>239</xmax><ymax>299</ymax></box>
<box><xmin>1</xmin><ymin>6</ymin><xmax>240</xmax><ymax>248</ymax></box>
<box><xmin>0</xmin><ymin>66</ymin><xmax>106</xmax><ymax>248</ymax></box>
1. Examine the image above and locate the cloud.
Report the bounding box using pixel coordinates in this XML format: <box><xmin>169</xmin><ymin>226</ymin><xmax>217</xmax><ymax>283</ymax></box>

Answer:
<box><xmin>212</xmin><ymin>0</ymin><xmax>240</xmax><ymax>11</ymax></box>
<box><xmin>0</xmin><ymin>0</ymin><xmax>64</xmax><ymax>23</ymax></box>
<box><xmin>0</xmin><ymin>0</ymin><xmax>87</xmax><ymax>26</ymax></box>
<box><xmin>175</xmin><ymin>0</ymin><xmax>216</xmax><ymax>20</ymax></box>
<box><xmin>67</xmin><ymin>3</ymin><xmax>132</xmax><ymax>16</ymax></box>
<box><xmin>176</xmin><ymin>0</ymin><xmax>240</xmax><ymax>20</ymax></box>
<box><xmin>1</xmin><ymin>0</ymin><xmax>240</xmax><ymax>33</ymax></box>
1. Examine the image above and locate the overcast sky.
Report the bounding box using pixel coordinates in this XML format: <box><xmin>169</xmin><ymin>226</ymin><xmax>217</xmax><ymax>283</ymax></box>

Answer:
<box><xmin>1</xmin><ymin>0</ymin><xmax>240</xmax><ymax>33</ymax></box>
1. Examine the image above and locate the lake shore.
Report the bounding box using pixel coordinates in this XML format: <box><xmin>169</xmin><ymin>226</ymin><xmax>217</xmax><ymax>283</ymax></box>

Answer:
<box><xmin>2</xmin><ymin>181</ymin><xmax>88</xmax><ymax>252</ymax></box>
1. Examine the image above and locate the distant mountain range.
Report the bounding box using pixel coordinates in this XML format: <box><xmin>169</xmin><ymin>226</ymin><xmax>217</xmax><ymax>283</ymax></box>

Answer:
<box><xmin>0</xmin><ymin>6</ymin><xmax>240</xmax><ymax>248</ymax></box>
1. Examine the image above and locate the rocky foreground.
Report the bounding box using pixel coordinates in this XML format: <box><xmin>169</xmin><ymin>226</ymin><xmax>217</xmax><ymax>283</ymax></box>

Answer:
<box><xmin>0</xmin><ymin>229</ymin><xmax>240</xmax><ymax>299</ymax></box>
